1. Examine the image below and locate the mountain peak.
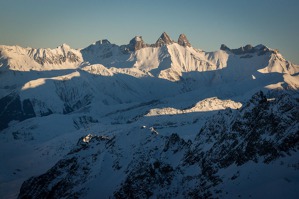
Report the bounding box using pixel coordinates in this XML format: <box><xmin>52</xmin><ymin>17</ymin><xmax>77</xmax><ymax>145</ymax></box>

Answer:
<box><xmin>128</xmin><ymin>36</ymin><xmax>147</xmax><ymax>51</ymax></box>
<box><xmin>220</xmin><ymin>44</ymin><xmax>230</xmax><ymax>51</ymax></box>
<box><xmin>95</xmin><ymin>39</ymin><xmax>111</xmax><ymax>46</ymax></box>
<box><xmin>155</xmin><ymin>32</ymin><xmax>173</xmax><ymax>47</ymax></box>
<box><xmin>178</xmin><ymin>34</ymin><xmax>191</xmax><ymax>47</ymax></box>
<box><xmin>220</xmin><ymin>44</ymin><xmax>270</xmax><ymax>55</ymax></box>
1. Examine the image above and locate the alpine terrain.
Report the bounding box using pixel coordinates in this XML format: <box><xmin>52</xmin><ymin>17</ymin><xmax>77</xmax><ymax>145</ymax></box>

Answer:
<box><xmin>0</xmin><ymin>32</ymin><xmax>298</xmax><ymax>198</ymax></box>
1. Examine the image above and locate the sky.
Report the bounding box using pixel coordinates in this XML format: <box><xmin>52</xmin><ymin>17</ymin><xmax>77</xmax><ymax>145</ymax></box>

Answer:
<box><xmin>0</xmin><ymin>0</ymin><xmax>298</xmax><ymax>63</ymax></box>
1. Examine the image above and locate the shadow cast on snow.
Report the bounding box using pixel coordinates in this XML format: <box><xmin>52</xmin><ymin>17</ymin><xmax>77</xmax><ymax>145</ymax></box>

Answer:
<box><xmin>0</xmin><ymin>60</ymin><xmax>286</xmax><ymax>131</ymax></box>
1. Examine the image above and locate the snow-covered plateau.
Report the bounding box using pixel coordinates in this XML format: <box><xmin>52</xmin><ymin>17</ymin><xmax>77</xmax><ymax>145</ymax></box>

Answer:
<box><xmin>0</xmin><ymin>32</ymin><xmax>298</xmax><ymax>198</ymax></box>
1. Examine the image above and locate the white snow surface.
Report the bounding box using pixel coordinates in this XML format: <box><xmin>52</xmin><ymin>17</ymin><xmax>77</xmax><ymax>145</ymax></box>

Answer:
<box><xmin>0</xmin><ymin>36</ymin><xmax>299</xmax><ymax>198</ymax></box>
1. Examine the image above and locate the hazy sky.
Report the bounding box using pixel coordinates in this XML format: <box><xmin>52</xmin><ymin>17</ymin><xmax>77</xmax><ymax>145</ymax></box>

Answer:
<box><xmin>0</xmin><ymin>0</ymin><xmax>298</xmax><ymax>63</ymax></box>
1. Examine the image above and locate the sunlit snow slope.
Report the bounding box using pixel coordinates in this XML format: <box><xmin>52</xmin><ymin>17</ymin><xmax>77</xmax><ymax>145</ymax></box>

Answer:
<box><xmin>0</xmin><ymin>32</ymin><xmax>298</xmax><ymax>199</ymax></box>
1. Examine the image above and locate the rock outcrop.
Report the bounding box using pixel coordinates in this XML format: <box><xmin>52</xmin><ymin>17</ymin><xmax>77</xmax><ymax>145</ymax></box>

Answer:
<box><xmin>154</xmin><ymin>32</ymin><xmax>174</xmax><ymax>47</ymax></box>
<box><xmin>18</xmin><ymin>91</ymin><xmax>299</xmax><ymax>198</ymax></box>
<box><xmin>127</xmin><ymin>36</ymin><xmax>148</xmax><ymax>51</ymax></box>
<box><xmin>178</xmin><ymin>34</ymin><xmax>191</xmax><ymax>47</ymax></box>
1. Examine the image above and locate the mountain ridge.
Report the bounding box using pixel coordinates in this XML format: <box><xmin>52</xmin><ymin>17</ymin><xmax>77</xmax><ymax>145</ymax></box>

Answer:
<box><xmin>0</xmin><ymin>33</ymin><xmax>299</xmax><ymax>198</ymax></box>
<box><xmin>1</xmin><ymin>33</ymin><xmax>298</xmax><ymax>79</ymax></box>
<box><xmin>17</xmin><ymin>90</ymin><xmax>299</xmax><ymax>198</ymax></box>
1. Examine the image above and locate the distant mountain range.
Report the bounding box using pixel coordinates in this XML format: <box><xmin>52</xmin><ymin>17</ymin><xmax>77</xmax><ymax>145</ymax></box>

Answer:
<box><xmin>0</xmin><ymin>33</ymin><xmax>298</xmax><ymax>198</ymax></box>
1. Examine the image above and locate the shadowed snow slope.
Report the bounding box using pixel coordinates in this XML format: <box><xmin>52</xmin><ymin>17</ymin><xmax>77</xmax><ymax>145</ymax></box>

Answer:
<box><xmin>0</xmin><ymin>33</ymin><xmax>299</xmax><ymax>199</ymax></box>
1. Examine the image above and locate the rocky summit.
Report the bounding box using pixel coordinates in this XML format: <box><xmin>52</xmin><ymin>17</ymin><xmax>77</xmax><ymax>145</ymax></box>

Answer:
<box><xmin>0</xmin><ymin>33</ymin><xmax>298</xmax><ymax>199</ymax></box>
<box><xmin>154</xmin><ymin>32</ymin><xmax>174</xmax><ymax>47</ymax></box>
<box><xmin>178</xmin><ymin>34</ymin><xmax>191</xmax><ymax>47</ymax></box>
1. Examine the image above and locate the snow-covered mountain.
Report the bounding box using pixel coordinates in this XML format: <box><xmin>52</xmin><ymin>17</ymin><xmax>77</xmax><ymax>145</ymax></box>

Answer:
<box><xmin>17</xmin><ymin>91</ymin><xmax>299</xmax><ymax>198</ymax></box>
<box><xmin>0</xmin><ymin>32</ymin><xmax>298</xmax><ymax>198</ymax></box>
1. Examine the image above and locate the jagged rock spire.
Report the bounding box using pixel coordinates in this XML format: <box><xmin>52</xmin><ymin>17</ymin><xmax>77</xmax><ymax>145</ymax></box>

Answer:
<box><xmin>178</xmin><ymin>34</ymin><xmax>191</xmax><ymax>47</ymax></box>
<box><xmin>95</xmin><ymin>39</ymin><xmax>111</xmax><ymax>45</ymax></box>
<box><xmin>155</xmin><ymin>32</ymin><xmax>173</xmax><ymax>47</ymax></box>
<box><xmin>128</xmin><ymin>36</ymin><xmax>147</xmax><ymax>51</ymax></box>
<box><xmin>220</xmin><ymin>44</ymin><xmax>230</xmax><ymax>51</ymax></box>
<box><xmin>220</xmin><ymin>44</ymin><xmax>268</xmax><ymax>55</ymax></box>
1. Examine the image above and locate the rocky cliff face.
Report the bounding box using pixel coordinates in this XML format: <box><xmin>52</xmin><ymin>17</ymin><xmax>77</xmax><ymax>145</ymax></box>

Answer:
<box><xmin>192</xmin><ymin>91</ymin><xmax>299</xmax><ymax>166</ymax></box>
<box><xmin>32</xmin><ymin>44</ymin><xmax>81</xmax><ymax>66</ymax></box>
<box><xmin>154</xmin><ymin>32</ymin><xmax>174</xmax><ymax>47</ymax></box>
<box><xmin>220</xmin><ymin>44</ymin><xmax>270</xmax><ymax>56</ymax></box>
<box><xmin>178</xmin><ymin>34</ymin><xmax>191</xmax><ymax>47</ymax></box>
<box><xmin>18</xmin><ymin>91</ymin><xmax>299</xmax><ymax>198</ymax></box>
<box><xmin>127</xmin><ymin>36</ymin><xmax>148</xmax><ymax>51</ymax></box>
<box><xmin>1</xmin><ymin>33</ymin><xmax>299</xmax><ymax>198</ymax></box>
<box><xmin>0</xmin><ymin>93</ymin><xmax>36</xmax><ymax>130</ymax></box>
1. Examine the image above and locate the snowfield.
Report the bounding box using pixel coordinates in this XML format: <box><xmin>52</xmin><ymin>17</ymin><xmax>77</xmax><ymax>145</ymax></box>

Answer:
<box><xmin>0</xmin><ymin>32</ymin><xmax>299</xmax><ymax>198</ymax></box>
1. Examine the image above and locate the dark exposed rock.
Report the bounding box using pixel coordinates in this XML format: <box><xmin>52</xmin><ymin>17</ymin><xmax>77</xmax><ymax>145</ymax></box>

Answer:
<box><xmin>193</xmin><ymin>91</ymin><xmax>299</xmax><ymax>168</ymax></box>
<box><xmin>17</xmin><ymin>91</ymin><xmax>299</xmax><ymax>198</ymax></box>
<box><xmin>95</xmin><ymin>39</ymin><xmax>111</xmax><ymax>45</ymax></box>
<box><xmin>220</xmin><ymin>44</ymin><xmax>230</xmax><ymax>51</ymax></box>
<box><xmin>101</xmin><ymin>39</ymin><xmax>110</xmax><ymax>45</ymax></box>
<box><xmin>233</xmin><ymin>44</ymin><xmax>255</xmax><ymax>54</ymax></box>
<box><xmin>53</xmin><ymin>81</ymin><xmax>93</xmax><ymax>114</ymax></box>
<box><xmin>73</xmin><ymin>115</ymin><xmax>99</xmax><ymax>130</ymax></box>
<box><xmin>19</xmin><ymin>135</ymin><xmax>112</xmax><ymax>199</ymax></box>
<box><xmin>154</xmin><ymin>32</ymin><xmax>174</xmax><ymax>47</ymax></box>
<box><xmin>33</xmin><ymin>44</ymin><xmax>81</xmax><ymax>66</ymax></box>
<box><xmin>163</xmin><ymin>133</ymin><xmax>191</xmax><ymax>153</ymax></box>
<box><xmin>127</xmin><ymin>36</ymin><xmax>148</xmax><ymax>51</ymax></box>
<box><xmin>0</xmin><ymin>93</ymin><xmax>36</xmax><ymax>130</ymax></box>
<box><xmin>178</xmin><ymin>34</ymin><xmax>191</xmax><ymax>47</ymax></box>
<box><xmin>18</xmin><ymin>157</ymin><xmax>82</xmax><ymax>199</ymax></box>
<box><xmin>220</xmin><ymin>44</ymin><xmax>270</xmax><ymax>55</ymax></box>
<box><xmin>115</xmin><ymin>161</ymin><xmax>175</xmax><ymax>199</ymax></box>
